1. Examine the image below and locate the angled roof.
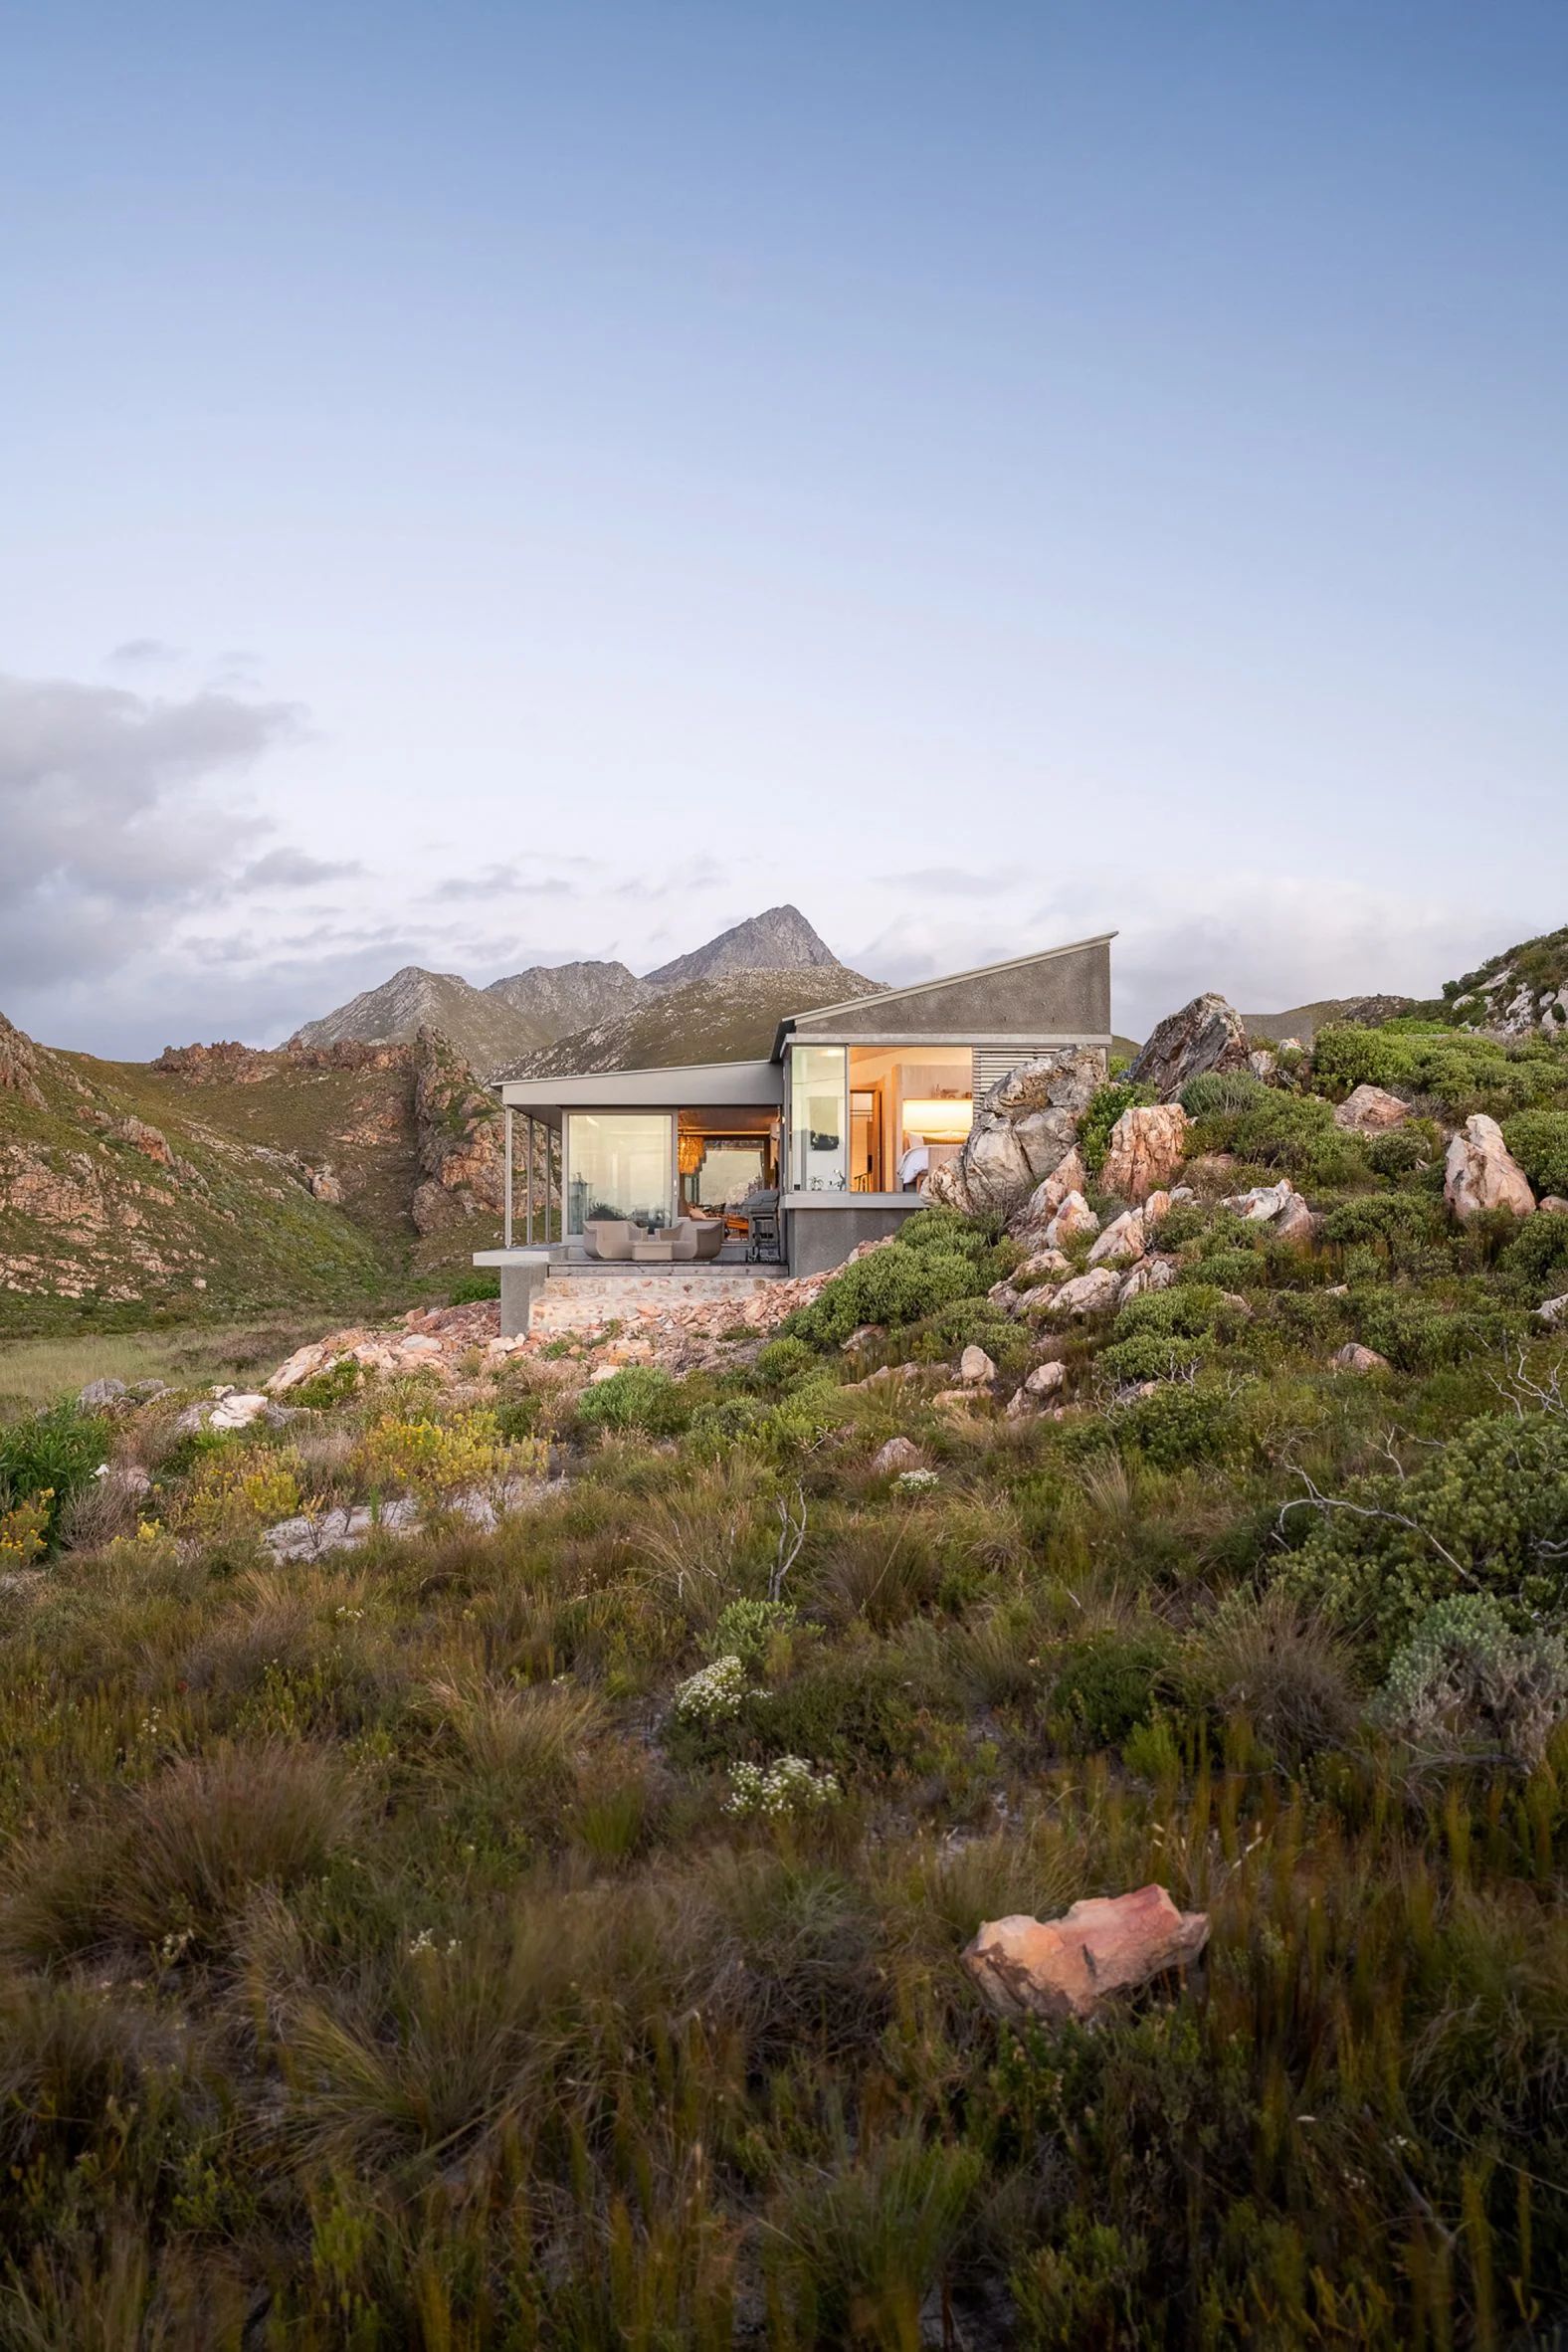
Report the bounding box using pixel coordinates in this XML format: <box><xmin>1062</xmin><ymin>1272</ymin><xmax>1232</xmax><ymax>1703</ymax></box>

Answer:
<box><xmin>773</xmin><ymin>931</ymin><xmax>1117</xmax><ymax>1056</ymax></box>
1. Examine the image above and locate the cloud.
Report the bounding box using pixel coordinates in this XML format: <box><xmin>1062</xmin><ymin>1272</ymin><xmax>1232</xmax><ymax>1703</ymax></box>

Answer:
<box><xmin>885</xmin><ymin>866</ymin><xmax>1010</xmax><ymax>898</ymax></box>
<box><xmin>237</xmin><ymin>848</ymin><xmax>365</xmax><ymax>890</ymax></box>
<box><xmin>612</xmin><ymin>856</ymin><xmax>728</xmax><ymax>903</ymax></box>
<box><xmin>0</xmin><ymin>670</ymin><xmax>305</xmax><ymax>995</ymax></box>
<box><xmin>107</xmin><ymin>638</ymin><xmax>179</xmax><ymax>666</ymax></box>
<box><xmin>420</xmin><ymin>863</ymin><xmax>578</xmax><ymax>904</ymax></box>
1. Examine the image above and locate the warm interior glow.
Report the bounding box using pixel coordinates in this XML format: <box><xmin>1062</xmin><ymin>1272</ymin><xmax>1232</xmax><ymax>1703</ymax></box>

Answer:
<box><xmin>901</xmin><ymin>1096</ymin><xmax>973</xmax><ymax>1139</ymax></box>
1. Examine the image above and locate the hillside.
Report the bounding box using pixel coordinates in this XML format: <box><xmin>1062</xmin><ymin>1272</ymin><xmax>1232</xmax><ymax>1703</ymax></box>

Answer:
<box><xmin>289</xmin><ymin>965</ymin><xmax>542</xmax><ymax>1074</ymax></box>
<box><xmin>0</xmin><ymin>1017</ymin><xmax>515</xmax><ymax>1333</ymax></box>
<box><xmin>1433</xmin><ymin>922</ymin><xmax>1568</xmax><ymax>1035</ymax></box>
<box><xmin>506</xmin><ymin>961</ymin><xmax>882</xmax><ymax>1078</ymax></box>
<box><xmin>1243</xmin><ymin>994</ymin><xmax>1417</xmax><ymax>1045</ymax></box>
<box><xmin>3</xmin><ymin>992</ymin><xmax>1566</xmax><ymax>2338</ymax></box>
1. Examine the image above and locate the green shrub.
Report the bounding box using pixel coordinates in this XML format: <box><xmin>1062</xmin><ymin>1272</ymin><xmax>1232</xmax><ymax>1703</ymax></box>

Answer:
<box><xmin>1313</xmin><ymin>1022</ymin><xmax>1568</xmax><ymax>1117</ymax></box>
<box><xmin>1279</xmin><ymin>1409</ymin><xmax>1568</xmax><ymax>1645</ymax></box>
<box><xmin>1353</xmin><ymin>1291</ymin><xmax>1510</xmax><ymax>1372</ymax></box>
<box><xmin>1112</xmin><ymin>1282</ymin><xmax>1236</xmax><ymax>1344</ymax></box>
<box><xmin>292</xmin><ymin>1356</ymin><xmax>362</xmax><ymax>1410</ymax></box>
<box><xmin>783</xmin><ymin>1217</ymin><xmax>1001</xmax><ymax>1348</ymax></box>
<box><xmin>1078</xmin><ymin>1079</ymin><xmax>1157</xmax><ymax>1179</ymax></box>
<box><xmin>1495</xmin><ymin>1210</ymin><xmax>1568</xmax><ymax>1300</ymax></box>
<box><xmin>1189</xmin><ymin>1247</ymin><xmax>1269</xmax><ymax>1292</ymax></box>
<box><xmin>752</xmin><ymin>1337</ymin><xmax>819</xmax><ymax>1390</ymax></box>
<box><xmin>577</xmin><ymin>1367</ymin><xmax>688</xmax><ymax>1437</ymax></box>
<box><xmin>1365</xmin><ymin>1120</ymin><xmax>1441</xmax><ymax>1178</ymax></box>
<box><xmin>1500</xmin><ymin>1109</ymin><xmax>1568</xmax><ymax>1200</ymax></box>
<box><xmin>449</xmin><ymin>1272</ymin><xmax>501</xmax><ymax>1304</ymax></box>
<box><xmin>1101</xmin><ymin>1330</ymin><xmax>1214</xmax><ymax>1385</ymax></box>
<box><xmin>1190</xmin><ymin>1091</ymin><xmax>1367</xmax><ymax>1188</ymax></box>
<box><xmin>1117</xmin><ymin>1379</ymin><xmax>1243</xmax><ymax>1470</ymax></box>
<box><xmin>0</xmin><ymin>1403</ymin><xmax>111</xmax><ymax>1552</ymax></box>
<box><xmin>1178</xmin><ymin>1070</ymin><xmax>1268</xmax><ymax>1118</ymax></box>
<box><xmin>1050</xmin><ymin>1630</ymin><xmax>1171</xmax><ymax>1746</ymax></box>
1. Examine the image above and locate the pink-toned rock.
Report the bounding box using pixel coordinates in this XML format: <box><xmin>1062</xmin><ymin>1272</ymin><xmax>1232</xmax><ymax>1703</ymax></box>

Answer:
<box><xmin>1332</xmin><ymin>1084</ymin><xmax>1409</xmax><ymax>1135</ymax></box>
<box><xmin>1022</xmin><ymin>1358</ymin><xmax>1067</xmax><ymax>1397</ymax></box>
<box><xmin>1331</xmin><ymin>1342</ymin><xmax>1391</xmax><ymax>1374</ymax></box>
<box><xmin>1087</xmin><ymin>1206</ymin><xmax>1147</xmax><ymax>1268</ymax></box>
<box><xmin>1127</xmin><ymin>994</ymin><xmax>1250</xmax><ymax>1100</ymax></box>
<box><xmin>1012</xmin><ymin>1147</ymin><xmax>1088</xmax><ymax>1238</ymax></box>
<box><xmin>1049</xmin><ymin>1266</ymin><xmax>1122</xmax><ymax>1318</ymax></box>
<box><xmin>1445</xmin><ymin>1114</ymin><xmax>1535</xmax><ymax>1224</ymax></box>
<box><xmin>963</xmin><ymin>1884</ymin><xmax>1210</xmax><ymax>2023</ymax></box>
<box><xmin>1100</xmin><ymin>1104</ymin><xmax>1190</xmax><ymax>1202</ymax></box>
<box><xmin>1044</xmin><ymin>1191</ymin><xmax>1099</xmax><ymax>1248</ymax></box>
<box><xmin>959</xmin><ymin>1345</ymin><xmax>997</xmax><ymax>1384</ymax></box>
<box><xmin>1117</xmin><ymin>1254</ymin><xmax>1178</xmax><ymax>1303</ymax></box>
<box><xmin>1540</xmin><ymin>1197</ymin><xmax>1568</xmax><ymax>1216</ymax></box>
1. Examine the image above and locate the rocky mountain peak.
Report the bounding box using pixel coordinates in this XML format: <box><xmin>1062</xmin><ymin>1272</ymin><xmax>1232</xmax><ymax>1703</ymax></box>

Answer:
<box><xmin>642</xmin><ymin>905</ymin><xmax>840</xmax><ymax>990</ymax></box>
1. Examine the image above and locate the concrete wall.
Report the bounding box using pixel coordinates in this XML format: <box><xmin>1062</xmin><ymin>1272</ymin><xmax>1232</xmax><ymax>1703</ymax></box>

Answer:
<box><xmin>794</xmin><ymin>937</ymin><xmax>1111</xmax><ymax>1043</ymax></box>
<box><xmin>785</xmin><ymin>1202</ymin><xmax>922</xmax><ymax>1278</ymax></box>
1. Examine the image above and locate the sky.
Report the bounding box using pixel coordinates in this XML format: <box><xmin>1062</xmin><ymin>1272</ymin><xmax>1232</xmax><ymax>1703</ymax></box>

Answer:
<box><xmin>2</xmin><ymin>0</ymin><xmax>1565</xmax><ymax>1056</ymax></box>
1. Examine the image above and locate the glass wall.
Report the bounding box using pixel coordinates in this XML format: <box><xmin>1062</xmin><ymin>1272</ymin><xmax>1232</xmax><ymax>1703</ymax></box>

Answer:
<box><xmin>565</xmin><ymin>1112</ymin><xmax>673</xmax><ymax>1234</ymax></box>
<box><xmin>788</xmin><ymin>1046</ymin><xmax>848</xmax><ymax>1191</ymax></box>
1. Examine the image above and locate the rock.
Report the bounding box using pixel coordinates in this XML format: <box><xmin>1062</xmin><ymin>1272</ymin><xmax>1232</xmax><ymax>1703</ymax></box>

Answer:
<box><xmin>308</xmin><ymin>1168</ymin><xmax>344</xmax><ymax>1204</ymax></box>
<box><xmin>926</xmin><ymin>1051</ymin><xmax>1105</xmax><ymax>1219</ymax></box>
<box><xmin>208</xmin><ymin>1391</ymin><xmax>269</xmax><ymax>1432</ymax></box>
<box><xmin>1224</xmin><ymin>1177</ymin><xmax>1301</xmax><ymax>1225</ymax></box>
<box><xmin>1331</xmin><ymin>1343</ymin><xmax>1391</xmax><ymax>1374</ymax></box>
<box><xmin>841</xmin><ymin>1324</ymin><xmax>886</xmax><ymax>1352</ymax></box>
<box><xmin>1044</xmin><ymin>1192</ymin><xmax>1099</xmax><ymax>1248</ymax></box>
<box><xmin>932</xmin><ymin>1387</ymin><xmax>984</xmax><ymax>1414</ymax></box>
<box><xmin>1010</xmin><ymin>1147</ymin><xmax>1089</xmax><ymax>1239</ymax></box>
<box><xmin>1536</xmin><ymin>1294</ymin><xmax>1568</xmax><ymax>1330</ymax></box>
<box><xmin>0</xmin><ymin>1011</ymin><xmax>48</xmax><ymax>1111</ymax></box>
<box><xmin>1100</xmin><ymin>1105</ymin><xmax>1190</xmax><ymax>1202</ymax></box>
<box><xmin>1049</xmin><ymin>1267</ymin><xmax>1122</xmax><ymax>1318</ymax></box>
<box><xmin>1023</xmin><ymin>1358</ymin><xmax>1067</xmax><ymax>1397</ymax></box>
<box><xmin>1444</xmin><ymin>1114</ymin><xmax>1535</xmax><ymax>1224</ymax></box>
<box><xmin>1117</xmin><ymin>1255</ymin><xmax>1178</xmax><ymax>1303</ymax></box>
<box><xmin>1274</xmin><ymin>1191</ymin><xmax>1317</xmax><ymax>1246</ymax></box>
<box><xmin>78</xmin><ymin>1376</ymin><xmax>127</xmax><ymax>1409</ymax></box>
<box><xmin>264</xmin><ymin>1498</ymin><xmax>420</xmax><ymax>1561</ymax></box>
<box><xmin>872</xmin><ymin>1436</ymin><xmax>923</xmax><ymax>1475</ymax></box>
<box><xmin>959</xmin><ymin>1345</ymin><xmax>996</xmax><ymax>1385</ymax></box>
<box><xmin>1332</xmin><ymin>1084</ymin><xmax>1409</xmax><ymax>1135</ymax></box>
<box><xmin>963</xmin><ymin>1884</ymin><xmax>1210</xmax><ymax>2023</ymax></box>
<box><xmin>1087</xmin><ymin>1206</ymin><xmax>1148</xmax><ymax>1268</ymax></box>
<box><xmin>1014</xmin><ymin>1247</ymin><xmax>1070</xmax><ymax>1284</ymax></box>
<box><xmin>110</xmin><ymin>1115</ymin><xmax>173</xmax><ymax>1167</ymax></box>
<box><xmin>1128</xmin><ymin>995</ymin><xmax>1250</xmax><ymax>1101</ymax></box>
<box><xmin>1247</xmin><ymin>1049</ymin><xmax>1277</xmax><ymax>1081</ymax></box>
<box><xmin>1539</xmin><ymin>1197</ymin><xmax>1568</xmax><ymax>1217</ymax></box>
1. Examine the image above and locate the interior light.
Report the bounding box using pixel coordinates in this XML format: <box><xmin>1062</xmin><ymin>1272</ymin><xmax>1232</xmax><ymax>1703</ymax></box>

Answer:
<box><xmin>901</xmin><ymin>1097</ymin><xmax>974</xmax><ymax>1139</ymax></box>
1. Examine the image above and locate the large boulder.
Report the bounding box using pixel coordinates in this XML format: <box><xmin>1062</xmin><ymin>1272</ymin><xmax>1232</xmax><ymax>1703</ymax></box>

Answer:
<box><xmin>1100</xmin><ymin>1104</ymin><xmax>1190</xmax><ymax>1202</ymax></box>
<box><xmin>963</xmin><ymin>1884</ymin><xmax>1210</xmax><ymax>2023</ymax></box>
<box><xmin>1044</xmin><ymin>1191</ymin><xmax>1099</xmax><ymax>1248</ymax></box>
<box><xmin>926</xmin><ymin>1050</ymin><xmax>1105</xmax><ymax>1220</ymax></box>
<box><xmin>1128</xmin><ymin>994</ymin><xmax>1250</xmax><ymax>1101</ymax></box>
<box><xmin>1010</xmin><ymin>1146</ymin><xmax>1088</xmax><ymax>1239</ymax></box>
<box><xmin>1444</xmin><ymin>1114</ymin><xmax>1535</xmax><ymax>1224</ymax></box>
<box><xmin>1048</xmin><ymin>1266</ymin><xmax>1122</xmax><ymax>1318</ymax></box>
<box><xmin>1332</xmin><ymin>1084</ymin><xmax>1409</xmax><ymax>1135</ymax></box>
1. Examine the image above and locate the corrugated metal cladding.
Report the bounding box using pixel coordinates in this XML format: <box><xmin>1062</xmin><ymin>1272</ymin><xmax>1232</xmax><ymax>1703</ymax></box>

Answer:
<box><xmin>973</xmin><ymin>1048</ymin><xmax>1056</xmax><ymax>1096</ymax></box>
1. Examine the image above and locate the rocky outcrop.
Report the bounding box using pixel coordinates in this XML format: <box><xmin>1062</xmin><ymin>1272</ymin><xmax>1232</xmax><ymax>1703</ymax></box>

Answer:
<box><xmin>111</xmin><ymin>1115</ymin><xmax>173</xmax><ymax>1167</ymax></box>
<box><xmin>1087</xmin><ymin>1190</ymin><xmax>1171</xmax><ymax>1268</ymax></box>
<box><xmin>1128</xmin><ymin>994</ymin><xmax>1250</xmax><ymax>1100</ymax></box>
<box><xmin>925</xmin><ymin>1050</ymin><xmax>1105</xmax><ymax>1220</ymax></box>
<box><xmin>1011</xmin><ymin>1147</ymin><xmax>1088</xmax><ymax>1239</ymax></box>
<box><xmin>1044</xmin><ymin>1191</ymin><xmax>1099</xmax><ymax>1248</ymax></box>
<box><xmin>0</xmin><ymin>1012</ymin><xmax>47</xmax><ymax>1112</ymax></box>
<box><xmin>1444</xmin><ymin>1115</ymin><xmax>1535</xmax><ymax>1224</ymax></box>
<box><xmin>1048</xmin><ymin>1266</ymin><xmax>1122</xmax><ymax>1317</ymax></box>
<box><xmin>1332</xmin><ymin>1084</ymin><xmax>1409</xmax><ymax>1135</ymax></box>
<box><xmin>409</xmin><ymin>1026</ymin><xmax>506</xmax><ymax>1234</ymax></box>
<box><xmin>1100</xmin><ymin>1104</ymin><xmax>1190</xmax><ymax>1201</ymax></box>
<box><xmin>963</xmin><ymin>1885</ymin><xmax>1210</xmax><ymax>2023</ymax></box>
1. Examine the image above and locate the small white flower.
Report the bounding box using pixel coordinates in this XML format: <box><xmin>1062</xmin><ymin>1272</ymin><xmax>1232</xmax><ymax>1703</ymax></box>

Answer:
<box><xmin>674</xmin><ymin>1655</ymin><xmax>750</xmax><ymax>1724</ymax></box>
<box><xmin>727</xmin><ymin>1755</ymin><xmax>842</xmax><ymax>1819</ymax></box>
<box><xmin>893</xmin><ymin>1468</ymin><xmax>939</xmax><ymax>1492</ymax></box>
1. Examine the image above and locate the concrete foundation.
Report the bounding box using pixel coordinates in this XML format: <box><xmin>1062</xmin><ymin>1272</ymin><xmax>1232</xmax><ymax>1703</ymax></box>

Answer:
<box><xmin>783</xmin><ymin>1200</ymin><xmax>924</xmax><ymax>1278</ymax></box>
<box><xmin>472</xmin><ymin>1249</ymin><xmax>553</xmax><ymax>1336</ymax></box>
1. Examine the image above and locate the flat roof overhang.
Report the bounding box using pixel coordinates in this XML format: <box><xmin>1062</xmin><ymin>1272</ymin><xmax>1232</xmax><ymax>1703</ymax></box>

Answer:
<box><xmin>496</xmin><ymin>1057</ymin><xmax>782</xmax><ymax>1130</ymax></box>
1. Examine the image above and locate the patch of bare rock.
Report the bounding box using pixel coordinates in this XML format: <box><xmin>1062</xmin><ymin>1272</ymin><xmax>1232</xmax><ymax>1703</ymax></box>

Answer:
<box><xmin>963</xmin><ymin>1884</ymin><xmax>1210</xmax><ymax>2023</ymax></box>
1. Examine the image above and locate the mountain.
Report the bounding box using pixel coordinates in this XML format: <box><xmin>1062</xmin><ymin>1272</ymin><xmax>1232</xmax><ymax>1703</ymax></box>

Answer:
<box><xmin>643</xmin><ymin>904</ymin><xmax>841</xmax><ymax>990</ymax></box>
<box><xmin>291</xmin><ymin>906</ymin><xmax>852</xmax><ymax>1075</ymax></box>
<box><xmin>484</xmin><ymin>958</ymin><xmax>652</xmax><ymax>1038</ymax></box>
<box><xmin>290</xmin><ymin>966</ymin><xmax>542</xmax><ymax>1074</ymax></box>
<box><xmin>509</xmin><ymin>963</ymin><xmax>882</xmax><ymax>1079</ymax></box>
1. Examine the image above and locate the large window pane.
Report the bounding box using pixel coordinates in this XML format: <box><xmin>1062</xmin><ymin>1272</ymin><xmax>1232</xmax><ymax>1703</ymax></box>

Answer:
<box><xmin>566</xmin><ymin>1113</ymin><xmax>672</xmax><ymax>1234</ymax></box>
<box><xmin>789</xmin><ymin>1047</ymin><xmax>847</xmax><ymax>1192</ymax></box>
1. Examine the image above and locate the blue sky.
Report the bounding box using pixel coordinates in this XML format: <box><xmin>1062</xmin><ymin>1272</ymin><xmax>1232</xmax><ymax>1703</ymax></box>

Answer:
<box><xmin>2</xmin><ymin>1</ymin><xmax>1564</xmax><ymax>1053</ymax></box>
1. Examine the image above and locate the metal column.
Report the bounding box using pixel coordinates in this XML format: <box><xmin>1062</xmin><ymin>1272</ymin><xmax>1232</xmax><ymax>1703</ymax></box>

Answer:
<box><xmin>503</xmin><ymin>1106</ymin><xmax>513</xmax><ymax>1250</ymax></box>
<box><xmin>525</xmin><ymin>1117</ymin><xmax>535</xmax><ymax>1247</ymax></box>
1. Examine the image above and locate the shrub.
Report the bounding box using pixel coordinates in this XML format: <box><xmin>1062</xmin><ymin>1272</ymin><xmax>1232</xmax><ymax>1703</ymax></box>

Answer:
<box><xmin>1495</xmin><ymin>1210</ymin><xmax>1568</xmax><ymax>1300</ymax></box>
<box><xmin>1050</xmin><ymin>1629</ymin><xmax>1171</xmax><ymax>1746</ymax></box>
<box><xmin>576</xmin><ymin>1368</ymin><xmax>687</xmax><ymax>1438</ymax></box>
<box><xmin>449</xmin><ymin>1271</ymin><xmax>501</xmax><ymax>1303</ymax></box>
<box><xmin>782</xmin><ymin>1222</ymin><xmax>997</xmax><ymax>1348</ymax></box>
<box><xmin>1279</xmin><ymin>1409</ymin><xmax>1568</xmax><ymax>1645</ymax></box>
<box><xmin>1118</xmin><ymin>1378</ymin><xmax>1245</xmax><ymax>1470</ymax></box>
<box><xmin>1190</xmin><ymin>1090</ymin><xmax>1367</xmax><ymax>1187</ymax></box>
<box><xmin>172</xmin><ymin>1447</ymin><xmax>303</xmax><ymax>1538</ymax></box>
<box><xmin>727</xmin><ymin>1755</ymin><xmax>842</xmax><ymax>1818</ymax></box>
<box><xmin>1501</xmin><ymin>1109</ymin><xmax>1568</xmax><ymax>1201</ymax></box>
<box><xmin>1100</xmin><ymin>1330</ymin><xmax>1213</xmax><ymax>1386</ymax></box>
<box><xmin>673</xmin><ymin>1655</ymin><xmax>750</xmax><ymax>1724</ymax></box>
<box><xmin>704</xmin><ymin>1598</ymin><xmax>797</xmax><ymax>1673</ymax></box>
<box><xmin>752</xmin><ymin>1337</ymin><xmax>818</xmax><ymax>1390</ymax></box>
<box><xmin>1321</xmin><ymin>1193</ymin><xmax>1443</xmax><ymax>1257</ymax></box>
<box><xmin>0</xmin><ymin>1404</ymin><xmax>111</xmax><ymax>1554</ymax></box>
<box><xmin>1377</xmin><ymin>1594</ymin><xmax>1568</xmax><ymax>1769</ymax></box>
<box><xmin>292</xmin><ymin>1355</ymin><xmax>362</xmax><ymax>1410</ymax></box>
<box><xmin>1112</xmin><ymin>1283</ymin><xmax>1236</xmax><ymax>1344</ymax></box>
<box><xmin>1079</xmin><ymin>1079</ymin><xmax>1157</xmax><ymax>1179</ymax></box>
<box><xmin>1352</xmin><ymin>1291</ymin><xmax>1509</xmax><ymax>1372</ymax></box>
<box><xmin>1366</xmin><ymin>1121</ymin><xmax>1441</xmax><ymax>1178</ymax></box>
<box><xmin>1184</xmin><ymin>1589</ymin><xmax>1359</xmax><ymax>1761</ymax></box>
<box><xmin>356</xmin><ymin>1409</ymin><xmax>537</xmax><ymax>1493</ymax></box>
<box><xmin>0</xmin><ymin>1493</ymin><xmax>51</xmax><ymax>1564</ymax></box>
<box><xmin>1313</xmin><ymin>1022</ymin><xmax>1568</xmax><ymax>1117</ymax></box>
<box><xmin>1178</xmin><ymin>1069</ymin><xmax>1268</xmax><ymax>1117</ymax></box>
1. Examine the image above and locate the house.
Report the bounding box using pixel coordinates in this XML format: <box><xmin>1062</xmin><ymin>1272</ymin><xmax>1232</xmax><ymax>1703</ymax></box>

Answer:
<box><xmin>475</xmin><ymin>932</ymin><xmax>1114</xmax><ymax>1332</ymax></box>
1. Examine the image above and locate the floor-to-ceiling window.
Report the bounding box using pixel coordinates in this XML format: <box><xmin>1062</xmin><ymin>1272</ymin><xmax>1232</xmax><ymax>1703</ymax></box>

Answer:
<box><xmin>564</xmin><ymin>1112</ymin><xmax>673</xmax><ymax>1234</ymax></box>
<box><xmin>788</xmin><ymin>1046</ymin><xmax>848</xmax><ymax>1191</ymax></box>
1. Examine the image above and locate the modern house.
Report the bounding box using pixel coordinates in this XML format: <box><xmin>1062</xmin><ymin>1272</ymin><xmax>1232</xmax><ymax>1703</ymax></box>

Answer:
<box><xmin>476</xmin><ymin>932</ymin><xmax>1113</xmax><ymax>1332</ymax></box>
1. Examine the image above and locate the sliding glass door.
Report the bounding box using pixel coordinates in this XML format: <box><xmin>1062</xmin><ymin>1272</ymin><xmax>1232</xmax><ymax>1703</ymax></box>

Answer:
<box><xmin>564</xmin><ymin>1112</ymin><xmax>674</xmax><ymax>1235</ymax></box>
<box><xmin>788</xmin><ymin>1047</ymin><xmax>848</xmax><ymax>1191</ymax></box>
